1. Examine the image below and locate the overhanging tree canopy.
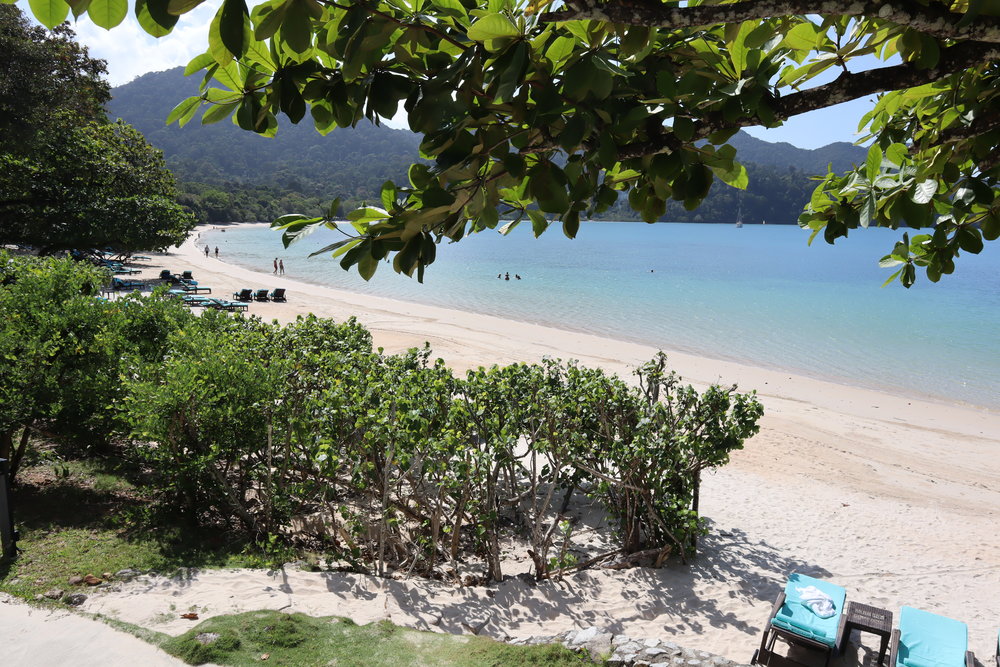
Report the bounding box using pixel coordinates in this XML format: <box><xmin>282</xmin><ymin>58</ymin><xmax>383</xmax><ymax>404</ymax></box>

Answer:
<box><xmin>0</xmin><ymin>6</ymin><xmax>196</xmax><ymax>253</ymax></box>
<box><xmin>20</xmin><ymin>0</ymin><xmax>1000</xmax><ymax>285</ymax></box>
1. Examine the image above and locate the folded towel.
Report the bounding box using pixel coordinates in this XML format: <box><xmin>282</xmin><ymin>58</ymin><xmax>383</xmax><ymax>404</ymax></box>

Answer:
<box><xmin>796</xmin><ymin>585</ymin><xmax>836</xmax><ymax>618</ymax></box>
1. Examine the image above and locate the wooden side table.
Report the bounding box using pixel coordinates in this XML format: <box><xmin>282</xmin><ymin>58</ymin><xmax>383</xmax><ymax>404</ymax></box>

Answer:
<box><xmin>839</xmin><ymin>601</ymin><xmax>893</xmax><ymax>666</ymax></box>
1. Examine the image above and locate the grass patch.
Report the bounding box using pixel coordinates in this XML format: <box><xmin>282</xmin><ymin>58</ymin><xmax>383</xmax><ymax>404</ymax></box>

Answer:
<box><xmin>159</xmin><ymin>610</ymin><xmax>594</xmax><ymax>666</ymax></box>
<box><xmin>0</xmin><ymin>455</ymin><xmax>260</xmax><ymax>600</ymax></box>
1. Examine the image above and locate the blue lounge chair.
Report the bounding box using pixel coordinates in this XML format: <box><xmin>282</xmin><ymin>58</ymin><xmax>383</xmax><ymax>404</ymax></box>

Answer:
<box><xmin>269</xmin><ymin>288</ymin><xmax>286</xmax><ymax>302</ymax></box>
<box><xmin>253</xmin><ymin>289</ymin><xmax>270</xmax><ymax>301</ymax></box>
<box><xmin>753</xmin><ymin>573</ymin><xmax>847</xmax><ymax>667</ymax></box>
<box><xmin>204</xmin><ymin>298</ymin><xmax>248</xmax><ymax>312</ymax></box>
<box><xmin>233</xmin><ymin>288</ymin><xmax>254</xmax><ymax>302</ymax></box>
<box><xmin>888</xmin><ymin>607</ymin><xmax>974</xmax><ymax>667</ymax></box>
<box><xmin>112</xmin><ymin>277</ymin><xmax>144</xmax><ymax>291</ymax></box>
<box><xmin>176</xmin><ymin>282</ymin><xmax>211</xmax><ymax>294</ymax></box>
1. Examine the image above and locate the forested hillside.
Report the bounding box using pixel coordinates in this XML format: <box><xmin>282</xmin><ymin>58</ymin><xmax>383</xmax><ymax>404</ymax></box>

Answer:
<box><xmin>109</xmin><ymin>68</ymin><xmax>866</xmax><ymax>224</ymax></box>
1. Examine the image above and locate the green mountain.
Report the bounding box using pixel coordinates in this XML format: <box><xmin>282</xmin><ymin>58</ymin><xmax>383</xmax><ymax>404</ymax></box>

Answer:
<box><xmin>108</xmin><ymin>67</ymin><xmax>866</xmax><ymax>224</ymax></box>
<box><xmin>728</xmin><ymin>131</ymin><xmax>866</xmax><ymax>175</ymax></box>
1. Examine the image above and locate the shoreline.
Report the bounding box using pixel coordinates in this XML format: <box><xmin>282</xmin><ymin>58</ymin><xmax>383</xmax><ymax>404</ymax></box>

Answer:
<box><xmin>187</xmin><ymin>224</ymin><xmax>999</xmax><ymax>430</ymax></box>
<box><xmin>94</xmin><ymin>226</ymin><xmax>1000</xmax><ymax>660</ymax></box>
<box><xmin>197</xmin><ymin>222</ymin><xmax>999</xmax><ymax>415</ymax></box>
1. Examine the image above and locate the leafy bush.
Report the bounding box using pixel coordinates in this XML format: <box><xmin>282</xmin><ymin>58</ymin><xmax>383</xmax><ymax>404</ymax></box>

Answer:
<box><xmin>0</xmin><ymin>253</ymin><xmax>192</xmax><ymax>479</ymax></box>
<box><xmin>126</xmin><ymin>312</ymin><xmax>762</xmax><ymax>580</ymax></box>
<box><xmin>1</xmin><ymin>256</ymin><xmax>763</xmax><ymax>579</ymax></box>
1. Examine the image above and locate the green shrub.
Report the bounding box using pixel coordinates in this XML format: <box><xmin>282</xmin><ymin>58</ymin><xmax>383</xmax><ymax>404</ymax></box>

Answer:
<box><xmin>2</xmin><ymin>256</ymin><xmax>763</xmax><ymax>579</ymax></box>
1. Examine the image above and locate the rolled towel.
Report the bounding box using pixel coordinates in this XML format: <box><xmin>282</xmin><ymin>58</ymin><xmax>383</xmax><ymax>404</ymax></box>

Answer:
<box><xmin>796</xmin><ymin>585</ymin><xmax>836</xmax><ymax>618</ymax></box>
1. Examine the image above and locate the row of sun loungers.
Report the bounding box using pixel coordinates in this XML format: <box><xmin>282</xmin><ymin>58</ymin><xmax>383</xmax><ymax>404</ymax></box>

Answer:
<box><xmin>111</xmin><ymin>270</ymin><xmax>287</xmax><ymax>313</ymax></box>
<box><xmin>176</xmin><ymin>294</ymin><xmax>249</xmax><ymax>311</ymax></box>
<box><xmin>232</xmin><ymin>288</ymin><xmax>286</xmax><ymax>302</ymax></box>
<box><xmin>753</xmin><ymin>573</ymin><xmax>982</xmax><ymax>667</ymax></box>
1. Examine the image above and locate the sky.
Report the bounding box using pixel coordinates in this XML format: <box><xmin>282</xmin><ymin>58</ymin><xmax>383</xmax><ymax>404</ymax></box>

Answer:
<box><xmin>19</xmin><ymin>0</ymin><xmax>877</xmax><ymax>149</ymax></box>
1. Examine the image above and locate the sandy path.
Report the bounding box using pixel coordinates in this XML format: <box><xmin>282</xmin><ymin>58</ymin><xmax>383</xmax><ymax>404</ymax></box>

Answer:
<box><xmin>71</xmin><ymin>227</ymin><xmax>1000</xmax><ymax>661</ymax></box>
<box><xmin>1</xmin><ymin>594</ymin><xmax>184</xmax><ymax>666</ymax></box>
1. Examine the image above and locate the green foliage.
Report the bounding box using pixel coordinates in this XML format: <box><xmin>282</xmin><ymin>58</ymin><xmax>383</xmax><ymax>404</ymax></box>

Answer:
<box><xmin>4</xmin><ymin>257</ymin><xmax>761</xmax><ymax>578</ymax></box>
<box><xmin>0</xmin><ymin>119</ymin><xmax>197</xmax><ymax>253</ymax></box>
<box><xmin>0</xmin><ymin>253</ymin><xmax>194</xmax><ymax>479</ymax></box>
<box><xmin>125</xmin><ymin>311</ymin><xmax>761</xmax><ymax>578</ymax></box>
<box><xmin>109</xmin><ymin>68</ymin><xmax>863</xmax><ymax>226</ymax></box>
<box><xmin>0</xmin><ymin>8</ymin><xmax>195</xmax><ymax>253</ymax></box>
<box><xmin>108</xmin><ymin>67</ymin><xmax>424</xmax><ymax>220</ymax></box>
<box><xmin>28</xmin><ymin>0</ymin><xmax>996</xmax><ymax>284</ymax></box>
<box><xmin>0</xmin><ymin>5</ymin><xmax>110</xmax><ymax>150</ymax></box>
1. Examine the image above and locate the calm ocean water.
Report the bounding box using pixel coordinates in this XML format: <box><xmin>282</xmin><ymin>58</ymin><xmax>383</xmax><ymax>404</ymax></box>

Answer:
<box><xmin>201</xmin><ymin>222</ymin><xmax>1000</xmax><ymax>409</ymax></box>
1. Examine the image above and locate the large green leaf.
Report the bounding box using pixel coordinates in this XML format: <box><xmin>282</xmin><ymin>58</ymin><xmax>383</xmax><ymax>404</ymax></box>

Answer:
<box><xmin>467</xmin><ymin>13</ymin><xmax>519</xmax><ymax>42</ymax></box>
<box><xmin>166</xmin><ymin>95</ymin><xmax>202</xmax><ymax>126</ymax></box>
<box><xmin>87</xmin><ymin>0</ymin><xmax>127</xmax><ymax>28</ymax></box>
<box><xmin>218</xmin><ymin>0</ymin><xmax>249</xmax><ymax>58</ymax></box>
<box><xmin>279</xmin><ymin>0</ymin><xmax>314</xmax><ymax>54</ymax></box>
<box><xmin>912</xmin><ymin>179</ymin><xmax>937</xmax><ymax>204</ymax></box>
<box><xmin>136</xmin><ymin>0</ymin><xmax>177</xmax><ymax>35</ymax></box>
<box><xmin>865</xmin><ymin>144</ymin><xmax>882</xmax><ymax>182</ymax></box>
<box><xmin>28</xmin><ymin>0</ymin><xmax>69</xmax><ymax>28</ymax></box>
<box><xmin>166</xmin><ymin>0</ymin><xmax>203</xmax><ymax>15</ymax></box>
<box><xmin>200</xmin><ymin>101</ymin><xmax>239</xmax><ymax>124</ymax></box>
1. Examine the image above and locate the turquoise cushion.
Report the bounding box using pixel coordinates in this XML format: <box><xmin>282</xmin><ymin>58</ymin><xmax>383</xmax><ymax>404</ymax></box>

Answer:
<box><xmin>896</xmin><ymin>606</ymin><xmax>967</xmax><ymax>667</ymax></box>
<box><xmin>770</xmin><ymin>573</ymin><xmax>846</xmax><ymax>648</ymax></box>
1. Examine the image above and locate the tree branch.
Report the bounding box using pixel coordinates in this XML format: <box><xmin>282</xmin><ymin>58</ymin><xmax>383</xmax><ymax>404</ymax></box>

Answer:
<box><xmin>931</xmin><ymin>108</ymin><xmax>1000</xmax><ymax>147</ymax></box>
<box><xmin>618</xmin><ymin>41</ymin><xmax>1000</xmax><ymax>160</ymax></box>
<box><xmin>540</xmin><ymin>0</ymin><xmax>1000</xmax><ymax>45</ymax></box>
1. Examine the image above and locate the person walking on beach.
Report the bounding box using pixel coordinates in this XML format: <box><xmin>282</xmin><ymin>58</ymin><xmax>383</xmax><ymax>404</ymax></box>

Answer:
<box><xmin>214</xmin><ymin>246</ymin><xmax>219</xmax><ymax>258</ymax></box>
<box><xmin>205</xmin><ymin>245</ymin><xmax>210</xmax><ymax>257</ymax></box>
<box><xmin>273</xmin><ymin>258</ymin><xmax>278</xmax><ymax>274</ymax></box>
<box><xmin>279</xmin><ymin>259</ymin><xmax>285</xmax><ymax>275</ymax></box>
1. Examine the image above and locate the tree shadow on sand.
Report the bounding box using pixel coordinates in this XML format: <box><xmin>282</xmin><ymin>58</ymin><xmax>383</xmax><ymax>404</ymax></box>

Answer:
<box><xmin>329</xmin><ymin>517</ymin><xmax>835</xmax><ymax>645</ymax></box>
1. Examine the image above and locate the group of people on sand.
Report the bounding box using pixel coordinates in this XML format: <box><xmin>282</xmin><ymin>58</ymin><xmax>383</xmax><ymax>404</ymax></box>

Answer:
<box><xmin>204</xmin><ymin>245</ymin><xmax>218</xmax><ymax>258</ymax></box>
<box><xmin>497</xmin><ymin>272</ymin><xmax>521</xmax><ymax>280</ymax></box>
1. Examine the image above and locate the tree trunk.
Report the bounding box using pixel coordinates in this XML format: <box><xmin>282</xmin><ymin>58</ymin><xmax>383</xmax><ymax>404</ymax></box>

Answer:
<box><xmin>10</xmin><ymin>427</ymin><xmax>30</xmax><ymax>480</ymax></box>
<box><xmin>0</xmin><ymin>429</ymin><xmax>12</xmax><ymax>463</ymax></box>
<box><xmin>689</xmin><ymin>472</ymin><xmax>701</xmax><ymax>554</ymax></box>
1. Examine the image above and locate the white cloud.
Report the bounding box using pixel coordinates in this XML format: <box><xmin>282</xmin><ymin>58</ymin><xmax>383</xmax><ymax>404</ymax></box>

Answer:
<box><xmin>17</xmin><ymin>0</ymin><xmax>221</xmax><ymax>86</ymax></box>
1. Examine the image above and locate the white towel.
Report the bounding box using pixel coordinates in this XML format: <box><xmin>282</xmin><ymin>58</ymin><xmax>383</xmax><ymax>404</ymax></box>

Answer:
<box><xmin>796</xmin><ymin>585</ymin><xmax>836</xmax><ymax>618</ymax></box>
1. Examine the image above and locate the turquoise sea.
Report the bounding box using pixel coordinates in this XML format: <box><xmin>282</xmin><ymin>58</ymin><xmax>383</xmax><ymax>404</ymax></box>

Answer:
<box><xmin>200</xmin><ymin>222</ymin><xmax>1000</xmax><ymax>410</ymax></box>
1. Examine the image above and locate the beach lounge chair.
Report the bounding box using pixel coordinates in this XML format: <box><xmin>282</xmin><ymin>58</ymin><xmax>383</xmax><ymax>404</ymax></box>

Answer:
<box><xmin>204</xmin><ymin>298</ymin><xmax>248</xmax><ymax>312</ymax></box>
<box><xmin>270</xmin><ymin>288</ymin><xmax>286</xmax><ymax>302</ymax></box>
<box><xmin>181</xmin><ymin>270</ymin><xmax>194</xmax><ymax>280</ymax></box>
<box><xmin>888</xmin><ymin>607</ymin><xmax>974</xmax><ymax>667</ymax></box>
<box><xmin>752</xmin><ymin>573</ymin><xmax>847</xmax><ymax>667</ymax></box>
<box><xmin>233</xmin><ymin>288</ymin><xmax>254</xmax><ymax>301</ymax></box>
<box><xmin>159</xmin><ymin>269</ymin><xmax>173</xmax><ymax>281</ymax></box>
<box><xmin>176</xmin><ymin>283</ymin><xmax>212</xmax><ymax>294</ymax></box>
<box><xmin>112</xmin><ymin>278</ymin><xmax>144</xmax><ymax>291</ymax></box>
<box><xmin>181</xmin><ymin>295</ymin><xmax>213</xmax><ymax>307</ymax></box>
<box><xmin>253</xmin><ymin>289</ymin><xmax>270</xmax><ymax>301</ymax></box>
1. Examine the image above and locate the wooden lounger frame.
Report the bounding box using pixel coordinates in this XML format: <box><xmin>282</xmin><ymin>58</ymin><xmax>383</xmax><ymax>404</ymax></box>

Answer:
<box><xmin>752</xmin><ymin>591</ymin><xmax>847</xmax><ymax>667</ymax></box>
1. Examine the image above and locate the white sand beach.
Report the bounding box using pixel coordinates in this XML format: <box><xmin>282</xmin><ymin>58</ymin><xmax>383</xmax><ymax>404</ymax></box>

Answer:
<box><xmin>23</xmin><ymin>225</ymin><xmax>1000</xmax><ymax>663</ymax></box>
